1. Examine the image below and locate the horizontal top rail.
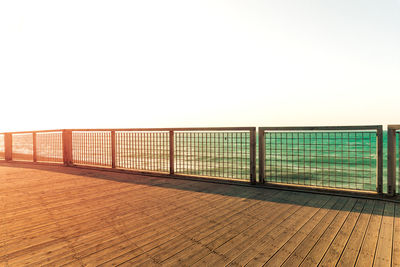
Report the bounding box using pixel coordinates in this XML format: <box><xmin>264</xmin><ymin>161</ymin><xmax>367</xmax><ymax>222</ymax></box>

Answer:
<box><xmin>3</xmin><ymin>129</ymin><xmax>65</xmax><ymax>134</ymax></box>
<box><xmin>260</xmin><ymin>125</ymin><xmax>382</xmax><ymax>131</ymax></box>
<box><xmin>1</xmin><ymin>127</ymin><xmax>256</xmax><ymax>134</ymax></box>
<box><xmin>68</xmin><ymin>127</ymin><xmax>256</xmax><ymax>132</ymax></box>
<box><xmin>388</xmin><ymin>125</ymin><xmax>400</xmax><ymax>130</ymax></box>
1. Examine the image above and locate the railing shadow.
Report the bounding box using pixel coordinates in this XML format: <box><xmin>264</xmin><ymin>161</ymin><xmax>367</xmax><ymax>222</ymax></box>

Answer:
<box><xmin>0</xmin><ymin>161</ymin><xmax>398</xmax><ymax>217</ymax></box>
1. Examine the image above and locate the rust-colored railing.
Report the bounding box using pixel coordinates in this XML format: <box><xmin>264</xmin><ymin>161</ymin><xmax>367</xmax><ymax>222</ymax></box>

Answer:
<box><xmin>258</xmin><ymin>126</ymin><xmax>383</xmax><ymax>194</ymax></box>
<box><xmin>388</xmin><ymin>125</ymin><xmax>400</xmax><ymax>196</ymax></box>
<box><xmin>0</xmin><ymin>128</ymin><xmax>256</xmax><ymax>183</ymax></box>
<box><xmin>0</xmin><ymin>133</ymin><xmax>4</xmax><ymax>160</ymax></box>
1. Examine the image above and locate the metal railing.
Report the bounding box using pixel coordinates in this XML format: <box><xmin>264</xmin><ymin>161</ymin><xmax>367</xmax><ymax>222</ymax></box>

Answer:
<box><xmin>36</xmin><ymin>131</ymin><xmax>63</xmax><ymax>163</ymax></box>
<box><xmin>72</xmin><ymin>131</ymin><xmax>112</xmax><ymax>167</ymax></box>
<box><xmin>174</xmin><ymin>129</ymin><xmax>255</xmax><ymax>180</ymax></box>
<box><xmin>258</xmin><ymin>126</ymin><xmax>383</xmax><ymax>193</ymax></box>
<box><xmin>0</xmin><ymin>134</ymin><xmax>4</xmax><ymax>160</ymax></box>
<box><xmin>2</xmin><ymin>126</ymin><xmax>396</xmax><ymax>196</ymax></box>
<box><xmin>12</xmin><ymin>133</ymin><xmax>34</xmax><ymax>161</ymax></box>
<box><xmin>0</xmin><ymin>128</ymin><xmax>256</xmax><ymax>183</ymax></box>
<box><xmin>387</xmin><ymin>125</ymin><xmax>400</xmax><ymax>196</ymax></box>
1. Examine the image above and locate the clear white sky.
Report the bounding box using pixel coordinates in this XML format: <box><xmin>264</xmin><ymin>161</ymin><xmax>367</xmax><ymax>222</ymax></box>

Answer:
<box><xmin>0</xmin><ymin>0</ymin><xmax>399</xmax><ymax>132</ymax></box>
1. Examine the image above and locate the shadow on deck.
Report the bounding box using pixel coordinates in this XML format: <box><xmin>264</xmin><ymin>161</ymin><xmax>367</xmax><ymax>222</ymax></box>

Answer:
<box><xmin>0</xmin><ymin>162</ymin><xmax>399</xmax><ymax>266</ymax></box>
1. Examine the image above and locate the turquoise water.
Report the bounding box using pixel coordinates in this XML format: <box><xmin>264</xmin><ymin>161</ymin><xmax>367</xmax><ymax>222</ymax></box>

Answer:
<box><xmin>172</xmin><ymin>131</ymin><xmax>397</xmax><ymax>193</ymax></box>
<box><xmin>263</xmin><ymin>131</ymin><xmax>379</xmax><ymax>192</ymax></box>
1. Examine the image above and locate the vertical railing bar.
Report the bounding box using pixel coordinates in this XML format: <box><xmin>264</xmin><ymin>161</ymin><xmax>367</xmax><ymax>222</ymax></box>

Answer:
<box><xmin>146</xmin><ymin>132</ymin><xmax>149</xmax><ymax>170</ymax></box>
<box><xmin>250</xmin><ymin>128</ymin><xmax>256</xmax><ymax>184</ymax></box>
<box><xmin>99</xmin><ymin>132</ymin><xmax>102</xmax><ymax>165</ymax></box>
<box><xmin>150</xmin><ymin>133</ymin><xmax>157</xmax><ymax>171</ymax></box>
<box><xmin>258</xmin><ymin>128</ymin><xmax>265</xmax><ymax>184</ymax></box>
<box><xmin>83</xmin><ymin>131</ymin><xmax>86</xmax><ymax>164</ymax></box>
<box><xmin>111</xmin><ymin>130</ymin><xmax>116</xmax><ymax>168</ymax></box>
<box><xmin>90</xmin><ymin>132</ymin><xmax>93</xmax><ymax>165</ymax></box>
<box><xmin>138</xmin><ymin>132</ymin><xmax>141</xmax><ymax>170</ymax></box>
<box><xmin>149</xmin><ymin>132</ymin><xmax>152</xmax><ymax>171</ymax></box>
<box><xmin>155</xmin><ymin>132</ymin><xmax>158</xmax><ymax>171</ymax></box>
<box><xmin>62</xmin><ymin>130</ymin><xmax>72</xmax><ymax>166</ymax></box>
<box><xmin>234</xmin><ymin>132</ymin><xmax>237</xmax><ymax>179</ymax></box>
<box><xmin>84</xmin><ymin>132</ymin><xmax>87</xmax><ymax>165</ymax></box>
<box><xmin>5</xmin><ymin>133</ymin><xmax>12</xmax><ymax>161</ymax></box>
<box><xmin>387</xmin><ymin>127</ymin><xmax>396</xmax><ymax>196</ymax></box>
<box><xmin>207</xmin><ymin>132</ymin><xmax>209</xmax><ymax>177</ymax></box>
<box><xmin>214</xmin><ymin>132</ymin><xmax>217</xmax><ymax>178</ymax></box>
<box><xmin>134</xmin><ymin>132</ymin><xmax>137</xmax><ymax>170</ymax></box>
<box><xmin>376</xmin><ymin>126</ymin><xmax>383</xmax><ymax>194</ymax></box>
<box><xmin>100</xmin><ymin>132</ymin><xmax>103</xmax><ymax>165</ymax></box>
<box><xmin>126</xmin><ymin>131</ymin><xmax>130</xmax><ymax>169</ymax></box>
<box><xmin>169</xmin><ymin>130</ymin><xmax>174</xmax><ymax>175</ymax></box>
<box><xmin>32</xmin><ymin>132</ymin><xmax>37</xmax><ymax>163</ymax></box>
<box><xmin>91</xmin><ymin>132</ymin><xmax>94</xmax><ymax>165</ymax></box>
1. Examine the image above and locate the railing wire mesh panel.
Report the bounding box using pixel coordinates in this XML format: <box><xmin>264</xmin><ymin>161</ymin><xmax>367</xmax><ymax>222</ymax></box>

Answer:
<box><xmin>263</xmin><ymin>131</ymin><xmax>378</xmax><ymax>191</ymax></box>
<box><xmin>72</xmin><ymin>131</ymin><xmax>111</xmax><ymax>167</ymax></box>
<box><xmin>175</xmin><ymin>131</ymin><xmax>251</xmax><ymax>180</ymax></box>
<box><xmin>397</xmin><ymin>131</ymin><xmax>400</xmax><ymax>194</ymax></box>
<box><xmin>12</xmin><ymin>133</ymin><xmax>33</xmax><ymax>161</ymax></box>
<box><xmin>0</xmin><ymin>134</ymin><xmax>4</xmax><ymax>160</ymax></box>
<box><xmin>115</xmin><ymin>131</ymin><xmax>169</xmax><ymax>172</ymax></box>
<box><xmin>36</xmin><ymin>132</ymin><xmax>63</xmax><ymax>163</ymax></box>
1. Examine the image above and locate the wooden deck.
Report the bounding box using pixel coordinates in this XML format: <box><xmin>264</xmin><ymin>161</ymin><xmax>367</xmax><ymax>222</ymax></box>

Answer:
<box><xmin>0</xmin><ymin>162</ymin><xmax>399</xmax><ymax>267</ymax></box>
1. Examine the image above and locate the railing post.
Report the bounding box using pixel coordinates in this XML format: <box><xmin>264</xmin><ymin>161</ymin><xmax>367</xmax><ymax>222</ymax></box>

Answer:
<box><xmin>32</xmin><ymin>132</ymin><xmax>37</xmax><ymax>162</ymax></box>
<box><xmin>376</xmin><ymin>126</ymin><xmax>383</xmax><ymax>194</ymax></box>
<box><xmin>4</xmin><ymin>133</ymin><xmax>12</xmax><ymax>161</ymax></box>
<box><xmin>250</xmin><ymin>128</ymin><xmax>256</xmax><ymax>185</ymax></box>
<box><xmin>258</xmin><ymin>128</ymin><xmax>265</xmax><ymax>184</ymax></box>
<box><xmin>62</xmin><ymin>130</ymin><xmax>73</xmax><ymax>166</ymax></box>
<box><xmin>111</xmin><ymin>130</ymin><xmax>116</xmax><ymax>168</ymax></box>
<box><xmin>169</xmin><ymin>130</ymin><xmax>174</xmax><ymax>174</ymax></box>
<box><xmin>388</xmin><ymin>127</ymin><xmax>396</xmax><ymax>196</ymax></box>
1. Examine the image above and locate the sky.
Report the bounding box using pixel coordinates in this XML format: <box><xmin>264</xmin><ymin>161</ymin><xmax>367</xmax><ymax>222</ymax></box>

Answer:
<box><xmin>0</xmin><ymin>0</ymin><xmax>399</xmax><ymax>132</ymax></box>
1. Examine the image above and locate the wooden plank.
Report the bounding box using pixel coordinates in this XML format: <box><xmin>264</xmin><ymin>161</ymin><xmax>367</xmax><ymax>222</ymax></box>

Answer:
<box><xmin>355</xmin><ymin>200</ymin><xmax>385</xmax><ymax>266</ymax></box>
<box><xmin>279</xmin><ymin>197</ymin><xmax>349</xmax><ymax>266</ymax></box>
<box><xmin>293</xmin><ymin>198</ymin><xmax>357</xmax><ymax>267</ymax></box>
<box><xmin>245</xmin><ymin>196</ymin><xmax>337</xmax><ymax>267</ymax></box>
<box><xmin>264</xmin><ymin>196</ymin><xmax>342</xmax><ymax>267</ymax></box>
<box><xmin>336</xmin><ymin>199</ymin><xmax>375</xmax><ymax>266</ymax></box>
<box><xmin>0</xmin><ymin>164</ymin><xmax>398</xmax><ymax>266</ymax></box>
<box><xmin>242</xmin><ymin>198</ymin><xmax>335</xmax><ymax>266</ymax></box>
<box><xmin>374</xmin><ymin>202</ymin><xmax>395</xmax><ymax>267</ymax></box>
<box><xmin>393</xmin><ymin>203</ymin><xmax>400</xmax><ymax>267</ymax></box>
<box><xmin>190</xmin><ymin>192</ymin><xmax>307</xmax><ymax>266</ymax></box>
<box><xmin>318</xmin><ymin>199</ymin><xmax>366</xmax><ymax>266</ymax></box>
<box><xmin>117</xmin><ymin>253</ymin><xmax>161</xmax><ymax>267</ymax></box>
<box><xmin>225</xmin><ymin>194</ymin><xmax>331</xmax><ymax>266</ymax></box>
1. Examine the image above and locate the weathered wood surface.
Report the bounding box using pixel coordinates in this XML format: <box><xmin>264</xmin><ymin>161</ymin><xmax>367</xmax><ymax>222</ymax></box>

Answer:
<box><xmin>0</xmin><ymin>162</ymin><xmax>398</xmax><ymax>266</ymax></box>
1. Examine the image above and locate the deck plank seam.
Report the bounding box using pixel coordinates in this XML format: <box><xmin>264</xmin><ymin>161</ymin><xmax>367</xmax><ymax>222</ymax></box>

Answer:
<box><xmin>296</xmin><ymin>198</ymin><xmax>357</xmax><ymax>266</ymax></box>
<box><xmin>244</xmin><ymin>195</ymin><xmax>334</xmax><ymax>266</ymax></box>
<box><xmin>371</xmin><ymin>201</ymin><xmax>386</xmax><ymax>267</ymax></box>
<box><xmin>262</xmin><ymin>196</ymin><xmax>342</xmax><ymax>266</ymax></box>
<box><xmin>316</xmin><ymin>199</ymin><xmax>366</xmax><ymax>266</ymax></box>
